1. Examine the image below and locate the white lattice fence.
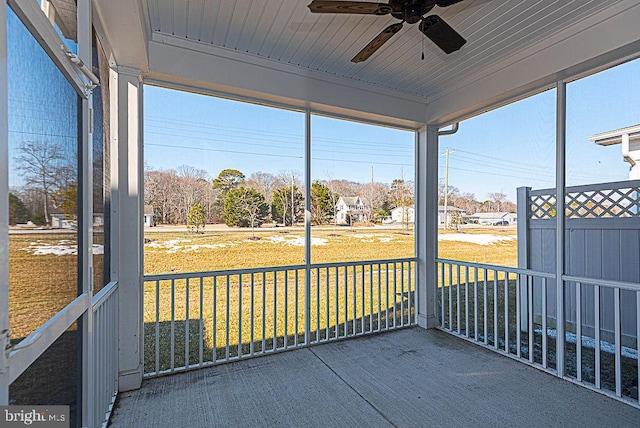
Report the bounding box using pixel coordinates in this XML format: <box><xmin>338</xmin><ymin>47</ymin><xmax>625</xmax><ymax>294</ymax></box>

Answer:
<box><xmin>529</xmin><ymin>180</ymin><xmax>640</xmax><ymax>220</ymax></box>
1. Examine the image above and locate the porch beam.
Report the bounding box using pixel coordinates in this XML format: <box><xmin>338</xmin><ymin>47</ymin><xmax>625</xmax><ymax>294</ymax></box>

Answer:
<box><xmin>114</xmin><ymin>66</ymin><xmax>144</xmax><ymax>391</ymax></box>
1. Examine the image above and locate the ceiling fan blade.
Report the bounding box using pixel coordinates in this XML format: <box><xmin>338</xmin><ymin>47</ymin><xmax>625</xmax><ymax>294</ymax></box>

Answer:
<box><xmin>351</xmin><ymin>22</ymin><xmax>403</xmax><ymax>63</ymax></box>
<box><xmin>436</xmin><ymin>0</ymin><xmax>465</xmax><ymax>7</ymax></box>
<box><xmin>419</xmin><ymin>15</ymin><xmax>466</xmax><ymax>54</ymax></box>
<box><xmin>308</xmin><ymin>1</ymin><xmax>393</xmax><ymax>15</ymax></box>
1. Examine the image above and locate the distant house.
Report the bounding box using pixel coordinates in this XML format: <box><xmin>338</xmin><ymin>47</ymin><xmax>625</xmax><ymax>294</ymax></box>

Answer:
<box><xmin>144</xmin><ymin>205</ymin><xmax>155</xmax><ymax>227</ymax></box>
<box><xmin>335</xmin><ymin>196</ymin><xmax>370</xmax><ymax>225</ymax></box>
<box><xmin>470</xmin><ymin>212</ymin><xmax>514</xmax><ymax>225</ymax></box>
<box><xmin>49</xmin><ymin>211</ymin><xmax>76</xmax><ymax>229</ymax></box>
<box><xmin>438</xmin><ymin>205</ymin><xmax>466</xmax><ymax>225</ymax></box>
<box><xmin>390</xmin><ymin>206</ymin><xmax>415</xmax><ymax>224</ymax></box>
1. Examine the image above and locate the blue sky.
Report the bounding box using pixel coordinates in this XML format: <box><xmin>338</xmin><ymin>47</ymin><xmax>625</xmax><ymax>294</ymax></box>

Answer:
<box><xmin>144</xmin><ymin>86</ymin><xmax>415</xmax><ymax>185</ymax></box>
<box><xmin>145</xmin><ymin>56</ymin><xmax>639</xmax><ymax>202</ymax></box>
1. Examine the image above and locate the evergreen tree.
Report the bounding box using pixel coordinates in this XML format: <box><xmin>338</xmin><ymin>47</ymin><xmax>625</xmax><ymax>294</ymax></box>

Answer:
<box><xmin>310</xmin><ymin>181</ymin><xmax>335</xmax><ymax>225</ymax></box>
<box><xmin>223</xmin><ymin>187</ymin><xmax>269</xmax><ymax>235</ymax></box>
<box><xmin>187</xmin><ymin>201</ymin><xmax>206</xmax><ymax>233</ymax></box>
<box><xmin>8</xmin><ymin>193</ymin><xmax>29</xmax><ymax>225</ymax></box>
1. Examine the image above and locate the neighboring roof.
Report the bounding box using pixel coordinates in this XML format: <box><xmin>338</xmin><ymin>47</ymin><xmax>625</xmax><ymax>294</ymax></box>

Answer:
<box><xmin>144</xmin><ymin>205</ymin><xmax>154</xmax><ymax>215</ymax></box>
<box><xmin>589</xmin><ymin>124</ymin><xmax>640</xmax><ymax>146</ymax></box>
<box><xmin>338</xmin><ymin>196</ymin><xmax>370</xmax><ymax>207</ymax></box>
<box><xmin>391</xmin><ymin>206</ymin><xmax>414</xmax><ymax>212</ymax></box>
<box><xmin>473</xmin><ymin>212</ymin><xmax>511</xmax><ymax>219</ymax></box>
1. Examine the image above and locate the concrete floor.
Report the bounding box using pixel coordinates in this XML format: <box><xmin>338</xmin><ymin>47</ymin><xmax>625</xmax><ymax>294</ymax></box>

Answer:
<box><xmin>110</xmin><ymin>328</ymin><xmax>640</xmax><ymax>427</ymax></box>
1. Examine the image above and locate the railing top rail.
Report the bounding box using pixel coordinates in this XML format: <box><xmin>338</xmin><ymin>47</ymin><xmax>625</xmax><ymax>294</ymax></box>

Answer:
<box><xmin>92</xmin><ymin>281</ymin><xmax>118</xmax><ymax>310</ymax></box>
<box><xmin>562</xmin><ymin>275</ymin><xmax>640</xmax><ymax>292</ymax></box>
<box><xmin>436</xmin><ymin>258</ymin><xmax>556</xmax><ymax>279</ymax></box>
<box><xmin>143</xmin><ymin>257</ymin><xmax>417</xmax><ymax>281</ymax></box>
<box><xmin>529</xmin><ymin>179</ymin><xmax>640</xmax><ymax>196</ymax></box>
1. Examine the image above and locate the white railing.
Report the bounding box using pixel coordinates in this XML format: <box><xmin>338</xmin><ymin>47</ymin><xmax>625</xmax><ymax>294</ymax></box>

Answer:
<box><xmin>143</xmin><ymin>258</ymin><xmax>416</xmax><ymax>377</ymax></box>
<box><xmin>437</xmin><ymin>258</ymin><xmax>640</xmax><ymax>408</ymax></box>
<box><xmin>90</xmin><ymin>282</ymin><xmax>119</xmax><ymax>428</ymax></box>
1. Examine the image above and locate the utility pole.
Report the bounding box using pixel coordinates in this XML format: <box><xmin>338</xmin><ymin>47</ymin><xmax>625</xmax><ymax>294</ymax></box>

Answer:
<box><xmin>443</xmin><ymin>148</ymin><xmax>450</xmax><ymax>229</ymax></box>
<box><xmin>291</xmin><ymin>171</ymin><xmax>295</xmax><ymax>227</ymax></box>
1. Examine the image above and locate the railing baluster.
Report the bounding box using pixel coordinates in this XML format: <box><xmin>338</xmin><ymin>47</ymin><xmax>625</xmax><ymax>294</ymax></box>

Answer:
<box><xmin>285</xmin><ymin>270</ymin><xmax>289</xmax><ymax>348</ymax></box>
<box><xmin>516</xmin><ymin>274</ymin><xmax>521</xmax><ymax>358</ymax></box>
<box><xmin>186</xmin><ymin>278</ymin><xmax>190</xmax><ymax>368</ymax></box>
<box><xmin>326</xmin><ymin>267</ymin><xmax>330</xmax><ymax>340</ymax></box>
<box><xmin>441</xmin><ymin>263</ymin><xmax>445</xmax><ymax>328</ymax></box>
<box><xmin>344</xmin><ymin>266</ymin><xmax>348</xmax><ymax>336</ymax></box>
<box><xmin>595</xmin><ymin>285</ymin><xmax>601</xmax><ymax>389</ymax></box>
<box><xmin>614</xmin><ymin>287</ymin><xmax>621</xmax><ymax>397</ymax></box>
<box><xmin>336</xmin><ymin>266</ymin><xmax>340</xmax><ymax>338</ymax></box>
<box><xmin>637</xmin><ymin>290</ymin><xmax>640</xmax><ymax>405</ymax></box>
<box><xmin>457</xmin><ymin>264</ymin><xmax>461</xmax><ymax>334</ymax></box>
<box><xmin>225</xmin><ymin>276</ymin><xmax>230</xmax><ymax>360</ymax></box>
<box><xmin>238</xmin><ymin>274</ymin><xmax>242</xmax><ymax>358</ymax></box>
<box><xmin>170</xmin><ymin>278</ymin><xmax>175</xmax><ymax>371</ymax></box>
<box><xmin>474</xmin><ymin>267</ymin><xmax>478</xmax><ymax>342</ymax></box>
<box><xmin>576</xmin><ymin>282</ymin><xmax>581</xmax><ymax>382</ymax></box>
<box><xmin>386</xmin><ymin>262</ymin><xmax>391</xmax><ymax>331</ymax></box>
<box><xmin>213</xmin><ymin>276</ymin><xmax>217</xmax><ymax>362</ymax></box>
<box><xmin>465</xmin><ymin>265</ymin><xmax>469</xmax><ymax>338</ymax></box>
<box><xmin>362</xmin><ymin>264</ymin><xmax>366</xmax><ymax>333</ymax></box>
<box><xmin>273</xmin><ymin>271</ymin><xmax>277</xmax><ymax>351</ymax></box>
<box><xmin>155</xmin><ymin>280</ymin><xmax>160</xmax><ymax>375</ymax></box>
<box><xmin>377</xmin><ymin>263</ymin><xmax>381</xmax><ymax>332</ymax></box>
<box><xmin>317</xmin><ymin>268</ymin><xmax>320</xmax><ymax>342</ymax></box>
<box><xmin>199</xmin><ymin>277</ymin><xmax>204</xmax><ymax>366</ymax></box>
<box><xmin>401</xmin><ymin>262</ymin><xmax>405</xmax><ymax>327</ymax></box>
<box><xmin>262</xmin><ymin>272</ymin><xmax>266</xmax><ymax>353</ymax></box>
<box><xmin>493</xmin><ymin>270</ymin><xmax>498</xmax><ymax>350</ymax></box>
<box><xmin>528</xmin><ymin>275</ymin><xmax>533</xmax><ymax>363</ymax></box>
<box><xmin>353</xmin><ymin>265</ymin><xmax>357</xmax><ymax>334</ymax></box>
<box><xmin>393</xmin><ymin>262</ymin><xmax>398</xmax><ymax>329</ymax></box>
<box><xmin>251</xmin><ymin>273</ymin><xmax>255</xmax><ymax>355</ymax></box>
<box><xmin>542</xmin><ymin>277</ymin><xmax>548</xmax><ymax>368</ymax></box>
<box><xmin>295</xmin><ymin>270</ymin><xmax>299</xmax><ymax>347</ymax></box>
<box><xmin>369</xmin><ymin>264</ymin><xmax>374</xmax><ymax>332</ymax></box>
<box><xmin>504</xmin><ymin>272</ymin><xmax>509</xmax><ymax>353</ymax></box>
<box><xmin>484</xmin><ymin>269</ymin><xmax>489</xmax><ymax>346</ymax></box>
<box><xmin>448</xmin><ymin>263</ymin><xmax>453</xmax><ymax>331</ymax></box>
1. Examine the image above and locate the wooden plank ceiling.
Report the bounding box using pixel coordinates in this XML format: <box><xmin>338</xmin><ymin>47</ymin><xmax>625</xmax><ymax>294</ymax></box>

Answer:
<box><xmin>145</xmin><ymin>0</ymin><xmax>619</xmax><ymax>98</ymax></box>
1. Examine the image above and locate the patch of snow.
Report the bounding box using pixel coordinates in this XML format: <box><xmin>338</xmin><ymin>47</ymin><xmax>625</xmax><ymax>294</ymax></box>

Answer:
<box><xmin>438</xmin><ymin>234</ymin><xmax>516</xmax><ymax>245</ymax></box>
<box><xmin>267</xmin><ymin>236</ymin><xmax>327</xmax><ymax>246</ymax></box>
<box><xmin>23</xmin><ymin>242</ymin><xmax>77</xmax><ymax>256</ymax></box>
<box><xmin>379</xmin><ymin>237</ymin><xmax>393</xmax><ymax>243</ymax></box>
<box><xmin>537</xmin><ymin>327</ymin><xmax>638</xmax><ymax>360</ymax></box>
<box><xmin>93</xmin><ymin>244</ymin><xmax>104</xmax><ymax>255</ymax></box>
<box><xmin>351</xmin><ymin>234</ymin><xmax>374</xmax><ymax>239</ymax></box>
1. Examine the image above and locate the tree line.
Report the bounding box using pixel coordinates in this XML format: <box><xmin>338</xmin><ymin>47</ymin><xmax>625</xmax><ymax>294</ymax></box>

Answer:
<box><xmin>144</xmin><ymin>166</ymin><xmax>417</xmax><ymax>230</ymax></box>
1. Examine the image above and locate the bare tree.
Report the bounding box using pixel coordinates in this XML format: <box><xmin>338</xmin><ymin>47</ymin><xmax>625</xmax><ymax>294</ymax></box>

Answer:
<box><xmin>246</xmin><ymin>171</ymin><xmax>279</xmax><ymax>205</ymax></box>
<box><xmin>15</xmin><ymin>140</ymin><xmax>66</xmax><ymax>225</ymax></box>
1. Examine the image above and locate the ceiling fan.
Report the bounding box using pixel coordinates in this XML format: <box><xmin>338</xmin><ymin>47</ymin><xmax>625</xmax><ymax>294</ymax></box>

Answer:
<box><xmin>307</xmin><ymin>0</ymin><xmax>468</xmax><ymax>63</ymax></box>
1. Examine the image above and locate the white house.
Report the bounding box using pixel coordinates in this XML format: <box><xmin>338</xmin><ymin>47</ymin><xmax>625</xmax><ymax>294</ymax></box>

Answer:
<box><xmin>391</xmin><ymin>205</ymin><xmax>415</xmax><ymax>224</ymax></box>
<box><xmin>437</xmin><ymin>206</ymin><xmax>466</xmax><ymax>225</ymax></box>
<box><xmin>144</xmin><ymin>205</ymin><xmax>155</xmax><ymax>227</ymax></box>
<box><xmin>335</xmin><ymin>196</ymin><xmax>370</xmax><ymax>225</ymax></box>
<box><xmin>472</xmin><ymin>212</ymin><xmax>514</xmax><ymax>225</ymax></box>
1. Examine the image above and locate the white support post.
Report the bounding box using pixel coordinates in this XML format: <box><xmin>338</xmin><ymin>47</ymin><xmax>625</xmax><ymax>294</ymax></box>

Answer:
<box><xmin>114</xmin><ymin>66</ymin><xmax>143</xmax><ymax>392</ymax></box>
<box><xmin>304</xmin><ymin>109</ymin><xmax>311</xmax><ymax>345</ymax></box>
<box><xmin>416</xmin><ymin>125</ymin><xmax>439</xmax><ymax>328</ymax></box>
<box><xmin>77</xmin><ymin>1</ymin><xmax>93</xmax><ymax>425</ymax></box>
<box><xmin>555</xmin><ymin>81</ymin><xmax>566</xmax><ymax>378</ymax></box>
<box><xmin>0</xmin><ymin>0</ymin><xmax>10</xmax><ymax>405</ymax></box>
